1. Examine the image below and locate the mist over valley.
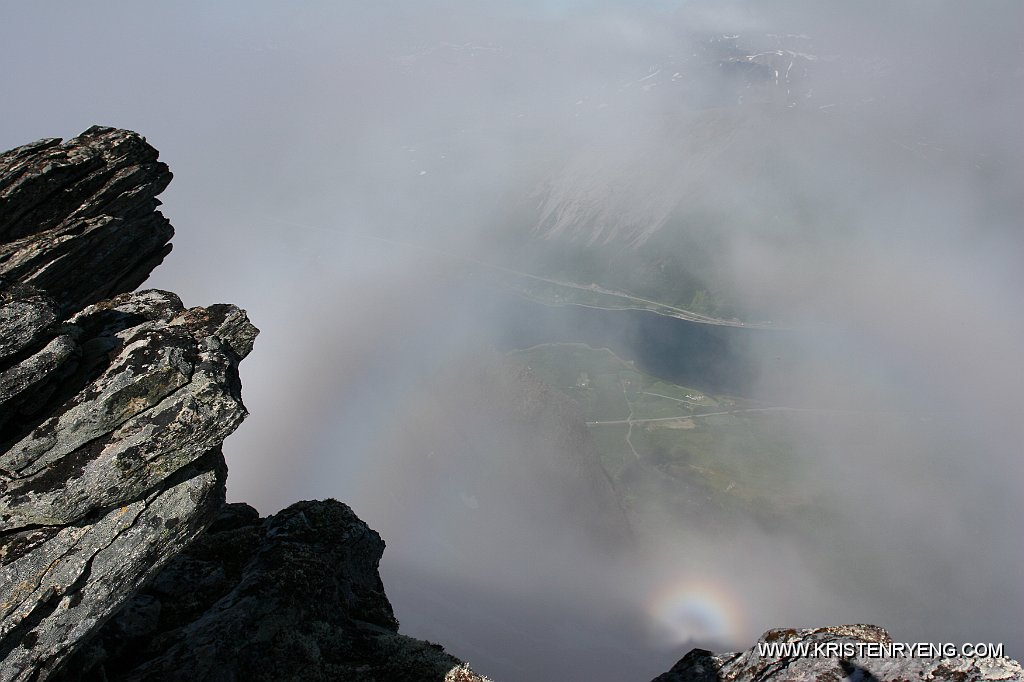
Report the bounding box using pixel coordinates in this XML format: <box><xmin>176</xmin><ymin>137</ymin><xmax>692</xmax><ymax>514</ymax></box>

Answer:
<box><xmin>3</xmin><ymin>2</ymin><xmax>1021</xmax><ymax>680</ymax></box>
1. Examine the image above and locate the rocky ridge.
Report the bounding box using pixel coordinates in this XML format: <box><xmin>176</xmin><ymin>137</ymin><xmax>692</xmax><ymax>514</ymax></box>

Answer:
<box><xmin>0</xmin><ymin>127</ymin><xmax>175</xmax><ymax>317</ymax></box>
<box><xmin>55</xmin><ymin>501</ymin><xmax>485</xmax><ymax>682</ymax></box>
<box><xmin>0</xmin><ymin>128</ymin><xmax>485</xmax><ymax>682</ymax></box>
<box><xmin>0</xmin><ymin>126</ymin><xmax>252</xmax><ymax>681</ymax></box>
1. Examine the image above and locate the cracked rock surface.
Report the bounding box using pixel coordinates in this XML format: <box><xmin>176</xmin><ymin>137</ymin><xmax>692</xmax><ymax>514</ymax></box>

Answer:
<box><xmin>0</xmin><ymin>128</ymin><xmax>256</xmax><ymax>682</ymax></box>
<box><xmin>652</xmin><ymin>624</ymin><xmax>1024</xmax><ymax>682</ymax></box>
<box><xmin>0</xmin><ymin>126</ymin><xmax>174</xmax><ymax>317</ymax></box>
<box><xmin>54</xmin><ymin>501</ymin><xmax>488</xmax><ymax>682</ymax></box>
<box><xmin>0</xmin><ymin>127</ymin><xmax>488</xmax><ymax>682</ymax></box>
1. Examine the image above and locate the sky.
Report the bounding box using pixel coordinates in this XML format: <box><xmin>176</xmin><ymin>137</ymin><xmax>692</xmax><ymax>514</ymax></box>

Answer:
<box><xmin>2</xmin><ymin>2</ymin><xmax>1022</xmax><ymax>680</ymax></box>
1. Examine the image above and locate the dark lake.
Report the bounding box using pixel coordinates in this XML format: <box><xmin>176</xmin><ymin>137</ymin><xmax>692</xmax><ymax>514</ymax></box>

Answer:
<box><xmin>487</xmin><ymin>290</ymin><xmax>802</xmax><ymax>399</ymax></box>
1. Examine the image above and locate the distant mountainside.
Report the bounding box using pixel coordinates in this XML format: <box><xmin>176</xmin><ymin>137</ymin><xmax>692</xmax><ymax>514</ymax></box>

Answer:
<box><xmin>462</xmin><ymin>30</ymin><xmax>1000</xmax><ymax>322</ymax></box>
<box><xmin>530</xmin><ymin>33</ymin><xmax>827</xmax><ymax>246</ymax></box>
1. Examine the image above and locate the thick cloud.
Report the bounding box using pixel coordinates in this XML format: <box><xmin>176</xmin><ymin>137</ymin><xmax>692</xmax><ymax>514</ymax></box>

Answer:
<box><xmin>1</xmin><ymin>2</ymin><xmax>1021</xmax><ymax>680</ymax></box>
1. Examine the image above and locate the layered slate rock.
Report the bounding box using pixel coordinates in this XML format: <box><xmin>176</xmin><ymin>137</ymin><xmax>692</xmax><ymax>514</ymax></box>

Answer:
<box><xmin>0</xmin><ymin>126</ymin><xmax>486</xmax><ymax>682</ymax></box>
<box><xmin>56</xmin><ymin>500</ymin><xmax>489</xmax><ymax>682</ymax></box>
<box><xmin>0</xmin><ymin>126</ymin><xmax>174</xmax><ymax>316</ymax></box>
<box><xmin>0</xmin><ymin>129</ymin><xmax>257</xmax><ymax>682</ymax></box>
<box><xmin>0</xmin><ymin>288</ymin><xmax>257</xmax><ymax>681</ymax></box>
<box><xmin>652</xmin><ymin>624</ymin><xmax>1024</xmax><ymax>682</ymax></box>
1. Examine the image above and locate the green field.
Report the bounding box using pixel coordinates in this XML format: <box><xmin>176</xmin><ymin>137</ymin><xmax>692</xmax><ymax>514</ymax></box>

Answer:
<box><xmin>508</xmin><ymin>343</ymin><xmax>812</xmax><ymax>526</ymax></box>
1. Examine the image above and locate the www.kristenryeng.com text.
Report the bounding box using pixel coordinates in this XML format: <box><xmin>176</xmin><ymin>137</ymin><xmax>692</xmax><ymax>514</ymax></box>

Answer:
<box><xmin>757</xmin><ymin>641</ymin><xmax>1006</xmax><ymax>659</ymax></box>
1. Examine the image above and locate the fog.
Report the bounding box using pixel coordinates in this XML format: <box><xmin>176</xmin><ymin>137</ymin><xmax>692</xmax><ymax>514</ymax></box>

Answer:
<box><xmin>2</xmin><ymin>2</ymin><xmax>1022</xmax><ymax>680</ymax></box>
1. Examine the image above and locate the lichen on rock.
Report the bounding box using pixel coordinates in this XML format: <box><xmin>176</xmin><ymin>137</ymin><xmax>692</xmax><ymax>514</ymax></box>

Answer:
<box><xmin>0</xmin><ymin>127</ymin><xmax>491</xmax><ymax>682</ymax></box>
<box><xmin>0</xmin><ymin>128</ymin><xmax>256</xmax><ymax>682</ymax></box>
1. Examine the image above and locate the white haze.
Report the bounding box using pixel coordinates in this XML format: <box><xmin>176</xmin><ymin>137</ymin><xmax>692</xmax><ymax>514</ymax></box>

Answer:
<box><xmin>1</xmin><ymin>2</ymin><xmax>1022</xmax><ymax>680</ymax></box>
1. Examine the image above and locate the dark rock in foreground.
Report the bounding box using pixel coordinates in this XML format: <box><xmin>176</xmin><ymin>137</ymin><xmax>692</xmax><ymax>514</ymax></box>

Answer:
<box><xmin>0</xmin><ymin>284</ymin><xmax>256</xmax><ymax>681</ymax></box>
<box><xmin>0</xmin><ymin>128</ymin><xmax>256</xmax><ymax>682</ymax></box>
<box><xmin>652</xmin><ymin>624</ymin><xmax>1023</xmax><ymax>682</ymax></box>
<box><xmin>0</xmin><ymin>126</ymin><xmax>174</xmax><ymax>317</ymax></box>
<box><xmin>56</xmin><ymin>500</ymin><xmax>487</xmax><ymax>682</ymax></box>
<box><xmin>0</xmin><ymin>126</ymin><xmax>488</xmax><ymax>682</ymax></box>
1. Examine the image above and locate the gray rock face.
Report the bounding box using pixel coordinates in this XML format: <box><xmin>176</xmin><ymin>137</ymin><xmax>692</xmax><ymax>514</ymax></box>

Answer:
<box><xmin>0</xmin><ymin>126</ymin><xmax>174</xmax><ymax>316</ymax></box>
<box><xmin>54</xmin><ymin>500</ymin><xmax>488</xmax><ymax>682</ymax></box>
<box><xmin>0</xmin><ymin>127</ymin><xmax>488</xmax><ymax>682</ymax></box>
<box><xmin>1</xmin><ymin>290</ymin><xmax>255</xmax><ymax>530</ymax></box>
<box><xmin>653</xmin><ymin>624</ymin><xmax>1024</xmax><ymax>682</ymax></box>
<box><xmin>0</xmin><ymin>129</ymin><xmax>256</xmax><ymax>682</ymax></box>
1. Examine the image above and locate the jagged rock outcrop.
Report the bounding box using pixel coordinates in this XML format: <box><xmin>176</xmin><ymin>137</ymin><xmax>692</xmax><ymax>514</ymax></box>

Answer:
<box><xmin>0</xmin><ymin>127</ymin><xmax>488</xmax><ymax>682</ymax></box>
<box><xmin>0</xmin><ymin>128</ymin><xmax>256</xmax><ymax>681</ymax></box>
<box><xmin>653</xmin><ymin>624</ymin><xmax>1024</xmax><ymax>682</ymax></box>
<box><xmin>0</xmin><ymin>126</ymin><xmax>174</xmax><ymax>317</ymax></box>
<box><xmin>55</xmin><ymin>501</ymin><xmax>488</xmax><ymax>682</ymax></box>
